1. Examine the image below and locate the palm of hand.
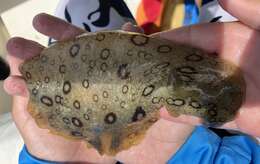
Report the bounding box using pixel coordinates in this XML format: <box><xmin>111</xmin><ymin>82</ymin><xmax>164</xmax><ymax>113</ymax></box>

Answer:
<box><xmin>156</xmin><ymin>22</ymin><xmax>260</xmax><ymax>136</ymax></box>
<box><xmin>217</xmin><ymin>23</ymin><xmax>260</xmax><ymax>136</ymax></box>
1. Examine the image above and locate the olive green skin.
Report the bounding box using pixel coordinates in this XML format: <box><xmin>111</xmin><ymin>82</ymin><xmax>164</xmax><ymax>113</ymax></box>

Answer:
<box><xmin>20</xmin><ymin>31</ymin><xmax>245</xmax><ymax>155</ymax></box>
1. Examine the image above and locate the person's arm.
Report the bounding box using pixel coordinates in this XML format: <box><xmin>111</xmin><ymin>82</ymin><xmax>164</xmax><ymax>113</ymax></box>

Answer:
<box><xmin>168</xmin><ymin>126</ymin><xmax>260</xmax><ymax>164</ymax></box>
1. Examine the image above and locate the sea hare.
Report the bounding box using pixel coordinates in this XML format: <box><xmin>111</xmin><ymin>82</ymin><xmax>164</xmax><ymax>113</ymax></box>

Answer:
<box><xmin>20</xmin><ymin>31</ymin><xmax>245</xmax><ymax>155</ymax></box>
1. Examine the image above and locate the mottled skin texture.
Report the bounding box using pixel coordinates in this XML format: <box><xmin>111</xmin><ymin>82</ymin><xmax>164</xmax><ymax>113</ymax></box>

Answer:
<box><xmin>20</xmin><ymin>31</ymin><xmax>245</xmax><ymax>155</ymax></box>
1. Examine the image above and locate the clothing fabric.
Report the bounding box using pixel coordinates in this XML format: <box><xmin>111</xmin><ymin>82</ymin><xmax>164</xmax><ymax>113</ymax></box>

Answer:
<box><xmin>49</xmin><ymin>0</ymin><xmax>135</xmax><ymax>44</ymax></box>
<box><xmin>136</xmin><ymin>0</ymin><xmax>236</xmax><ymax>34</ymax></box>
<box><xmin>167</xmin><ymin>126</ymin><xmax>260</xmax><ymax>164</ymax></box>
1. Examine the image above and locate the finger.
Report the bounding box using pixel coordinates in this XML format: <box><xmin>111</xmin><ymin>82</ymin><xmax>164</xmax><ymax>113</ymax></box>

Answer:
<box><xmin>6</xmin><ymin>37</ymin><xmax>44</xmax><ymax>75</ymax></box>
<box><xmin>218</xmin><ymin>0</ymin><xmax>260</xmax><ymax>30</ymax></box>
<box><xmin>121</xmin><ymin>22</ymin><xmax>144</xmax><ymax>33</ymax></box>
<box><xmin>6</xmin><ymin>37</ymin><xmax>44</xmax><ymax>60</ymax></box>
<box><xmin>33</xmin><ymin>13</ymin><xmax>86</xmax><ymax>41</ymax></box>
<box><xmin>151</xmin><ymin>23</ymin><xmax>222</xmax><ymax>53</ymax></box>
<box><xmin>3</xmin><ymin>76</ymin><xmax>29</xmax><ymax>97</ymax></box>
<box><xmin>151</xmin><ymin>22</ymin><xmax>255</xmax><ymax>66</ymax></box>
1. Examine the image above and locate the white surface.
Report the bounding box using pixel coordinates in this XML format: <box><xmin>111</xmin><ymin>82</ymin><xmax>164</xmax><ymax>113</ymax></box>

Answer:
<box><xmin>0</xmin><ymin>0</ymin><xmax>139</xmax><ymax>46</ymax></box>
<box><xmin>0</xmin><ymin>0</ymin><xmax>27</xmax><ymax>13</ymax></box>
<box><xmin>1</xmin><ymin>0</ymin><xmax>59</xmax><ymax>45</ymax></box>
<box><xmin>124</xmin><ymin>0</ymin><xmax>140</xmax><ymax>17</ymax></box>
<box><xmin>55</xmin><ymin>0</ymin><xmax>136</xmax><ymax>32</ymax></box>
<box><xmin>0</xmin><ymin>113</ymin><xmax>23</xmax><ymax>164</ymax></box>
<box><xmin>199</xmin><ymin>0</ymin><xmax>237</xmax><ymax>22</ymax></box>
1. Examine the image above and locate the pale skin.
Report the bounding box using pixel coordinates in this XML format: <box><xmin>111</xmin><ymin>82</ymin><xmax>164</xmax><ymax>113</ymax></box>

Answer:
<box><xmin>157</xmin><ymin>0</ymin><xmax>260</xmax><ymax>137</ymax></box>
<box><xmin>3</xmin><ymin>0</ymin><xmax>260</xmax><ymax>163</ymax></box>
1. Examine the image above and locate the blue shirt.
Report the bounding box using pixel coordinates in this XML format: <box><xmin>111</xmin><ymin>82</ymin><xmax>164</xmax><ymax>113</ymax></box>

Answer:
<box><xmin>19</xmin><ymin>126</ymin><xmax>260</xmax><ymax>164</ymax></box>
<box><xmin>167</xmin><ymin>126</ymin><xmax>260</xmax><ymax>164</ymax></box>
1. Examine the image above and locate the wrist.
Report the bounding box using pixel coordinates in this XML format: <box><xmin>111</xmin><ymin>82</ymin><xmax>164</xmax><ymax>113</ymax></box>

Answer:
<box><xmin>116</xmin><ymin>119</ymin><xmax>195</xmax><ymax>164</ymax></box>
<box><xmin>19</xmin><ymin>145</ymin><xmax>58</xmax><ymax>164</ymax></box>
<box><xmin>151</xmin><ymin>119</ymin><xmax>195</xmax><ymax>162</ymax></box>
<box><xmin>22</xmin><ymin>135</ymin><xmax>116</xmax><ymax>163</ymax></box>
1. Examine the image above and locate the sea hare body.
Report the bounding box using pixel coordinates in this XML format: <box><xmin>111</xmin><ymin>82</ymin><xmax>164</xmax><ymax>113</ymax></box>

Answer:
<box><xmin>20</xmin><ymin>31</ymin><xmax>245</xmax><ymax>155</ymax></box>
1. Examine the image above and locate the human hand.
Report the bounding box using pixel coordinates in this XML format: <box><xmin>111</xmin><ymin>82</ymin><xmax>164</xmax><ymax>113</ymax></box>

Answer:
<box><xmin>154</xmin><ymin>0</ymin><xmax>260</xmax><ymax>137</ymax></box>
<box><xmin>4</xmin><ymin>13</ymin><xmax>194</xmax><ymax>163</ymax></box>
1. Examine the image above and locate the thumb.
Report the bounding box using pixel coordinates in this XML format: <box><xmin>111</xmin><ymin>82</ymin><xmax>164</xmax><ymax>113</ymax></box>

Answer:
<box><xmin>218</xmin><ymin>0</ymin><xmax>260</xmax><ymax>30</ymax></box>
<box><xmin>151</xmin><ymin>23</ymin><xmax>222</xmax><ymax>53</ymax></box>
<box><xmin>4</xmin><ymin>76</ymin><xmax>29</xmax><ymax>97</ymax></box>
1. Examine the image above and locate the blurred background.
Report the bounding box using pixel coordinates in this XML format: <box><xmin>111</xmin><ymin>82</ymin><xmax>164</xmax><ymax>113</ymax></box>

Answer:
<box><xmin>0</xmin><ymin>0</ymin><xmax>139</xmax><ymax>115</ymax></box>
